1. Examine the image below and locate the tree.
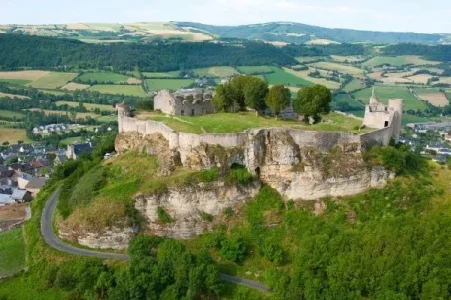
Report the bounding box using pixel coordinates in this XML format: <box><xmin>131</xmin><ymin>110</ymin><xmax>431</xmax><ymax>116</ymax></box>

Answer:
<box><xmin>294</xmin><ymin>84</ymin><xmax>332</xmax><ymax>123</ymax></box>
<box><xmin>266</xmin><ymin>85</ymin><xmax>291</xmax><ymax>120</ymax></box>
<box><xmin>243</xmin><ymin>77</ymin><xmax>268</xmax><ymax>113</ymax></box>
<box><xmin>212</xmin><ymin>83</ymin><xmax>235</xmax><ymax>112</ymax></box>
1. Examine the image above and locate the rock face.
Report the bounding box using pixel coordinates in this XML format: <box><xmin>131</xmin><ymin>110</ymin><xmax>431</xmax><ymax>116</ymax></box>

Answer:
<box><xmin>135</xmin><ymin>181</ymin><xmax>260</xmax><ymax>238</ymax></box>
<box><xmin>59</xmin><ymin>226</ymin><xmax>137</xmax><ymax>250</ymax></box>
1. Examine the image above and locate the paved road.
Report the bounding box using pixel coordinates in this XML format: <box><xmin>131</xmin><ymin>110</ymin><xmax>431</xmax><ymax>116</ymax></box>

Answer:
<box><xmin>41</xmin><ymin>188</ymin><xmax>269</xmax><ymax>293</ymax></box>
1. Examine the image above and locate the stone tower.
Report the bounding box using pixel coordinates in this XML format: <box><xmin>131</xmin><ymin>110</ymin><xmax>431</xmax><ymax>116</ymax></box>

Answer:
<box><xmin>116</xmin><ymin>103</ymin><xmax>131</xmax><ymax>132</ymax></box>
<box><xmin>363</xmin><ymin>88</ymin><xmax>403</xmax><ymax>144</ymax></box>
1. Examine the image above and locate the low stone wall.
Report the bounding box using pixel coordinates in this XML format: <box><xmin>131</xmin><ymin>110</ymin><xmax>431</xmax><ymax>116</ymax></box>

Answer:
<box><xmin>361</xmin><ymin>127</ymin><xmax>394</xmax><ymax>147</ymax></box>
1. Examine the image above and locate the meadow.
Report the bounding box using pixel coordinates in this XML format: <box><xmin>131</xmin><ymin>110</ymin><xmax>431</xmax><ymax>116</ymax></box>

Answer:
<box><xmin>283</xmin><ymin>67</ymin><xmax>339</xmax><ymax>89</ymax></box>
<box><xmin>140</xmin><ymin>111</ymin><xmax>365</xmax><ymax>134</ymax></box>
<box><xmin>60</xmin><ymin>82</ymin><xmax>90</xmax><ymax>91</ymax></box>
<box><xmin>0</xmin><ymin>92</ymin><xmax>30</xmax><ymax>100</ymax></box>
<box><xmin>0</xmin><ymin>110</ymin><xmax>25</xmax><ymax>120</ymax></box>
<box><xmin>28</xmin><ymin>109</ymin><xmax>100</xmax><ymax>119</ymax></box>
<box><xmin>145</xmin><ymin>79</ymin><xmax>194</xmax><ymax>92</ymax></box>
<box><xmin>236</xmin><ymin>66</ymin><xmax>274</xmax><ymax>75</ymax></box>
<box><xmin>342</xmin><ymin>79</ymin><xmax>366</xmax><ymax>92</ymax></box>
<box><xmin>141</xmin><ymin>71</ymin><xmax>181</xmax><ymax>78</ymax></box>
<box><xmin>28</xmin><ymin>72</ymin><xmax>79</xmax><ymax>89</ymax></box>
<box><xmin>308</xmin><ymin>61</ymin><xmax>364</xmax><ymax>75</ymax></box>
<box><xmin>0</xmin><ymin>79</ymin><xmax>32</xmax><ymax>86</ymax></box>
<box><xmin>192</xmin><ymin>66</ymin><xmax>238</xmax><ymax>78</ymax></box>
<box><xmin>0</xmin><ymin>128</ymin><xmax>30</xmax><ymax>144</ymax></box>
<box><xmin>414</xmin><ymin>88</ymin><xmax>449</xmax><ymax>107</ymax></box>
<box><xmin>352</xmin><ymin>86</ymin><xmax>428</xmax><ymax>111</ymax></box>
<box><xmin>77</xmin><ymin>72</ymin><xmax>132</xmax><ymax>84</ymax></box>
<box><xmin>55</xmin><ymin>101</ymin><xmax>116</xmax><ymax>112</ymax></box>
<box><xmin>362</xmin><ymin>55</ymin><xmax>440</xmax><ymax>68</ymax></box>
<box><xmin>264</xmin><ymin>67</ymin><xmax>314</xmax><ymax>87</ymax></box>
<box><xmin>88</xmin><ymin>85</ymin><xmax>147</xmax><ymax>97</ymax></box>
<box><xmin>0</xmin><ymin>228</ymin><xmax>26</xmax><ymax>277</ymax></box>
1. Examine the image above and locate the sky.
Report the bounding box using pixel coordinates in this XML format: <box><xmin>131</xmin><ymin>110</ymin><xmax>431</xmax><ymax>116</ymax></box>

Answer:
<box><xmin>1</xmin><ymin>0</ymin><xmax>450</xmax><ymax>33</ymax></box>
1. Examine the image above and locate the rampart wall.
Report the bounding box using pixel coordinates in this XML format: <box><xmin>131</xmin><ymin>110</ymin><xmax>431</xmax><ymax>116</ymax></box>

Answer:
<box><xmin>120</xmin><ymin>116</ymin><xmax>394</xmax><ymax>156</ymax></box>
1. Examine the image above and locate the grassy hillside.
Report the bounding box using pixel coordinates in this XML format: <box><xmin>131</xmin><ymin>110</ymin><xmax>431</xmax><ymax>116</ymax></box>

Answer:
<box><xmin>0</xmin><ymin>228</ymin><xmax>25</xmax><ymax>277</ymax></box>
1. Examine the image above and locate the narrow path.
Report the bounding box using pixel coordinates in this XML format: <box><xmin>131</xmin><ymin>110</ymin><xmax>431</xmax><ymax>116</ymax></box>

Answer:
<box><xmin>41</xmin><ymin>189</ymin><xmax>269</xmax><ymax>293</ymax></box>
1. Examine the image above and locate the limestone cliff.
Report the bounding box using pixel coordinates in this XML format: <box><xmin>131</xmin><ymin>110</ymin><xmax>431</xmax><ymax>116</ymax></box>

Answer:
<box><xmin>117</xmin><ymin>128</ymin><xmax>393</xmax><ymax>201</ymax></box>
<box><xmin>135</xmin><ymin>181</ymin><xmax>261</xmax><ymax>239</ymax></box>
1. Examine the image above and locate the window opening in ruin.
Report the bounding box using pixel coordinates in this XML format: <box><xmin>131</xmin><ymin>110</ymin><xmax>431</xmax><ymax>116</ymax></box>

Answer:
<box><xmin>384</xmin><ymin>121</ymin><xmax>389</xmax><ymax>127</ymax></box>
<box><xmin>181</xmin><ymin>110</ymin><xmax>184</xmax><ymax>116</ymax></box>
<box><xmin>191</xmin><ymin>109</ymin><xmax>195</xmax><ymax>116</ymax></box>
<box><xmin>255</xmin><ymin>167</ymin><xmax>261</xmax><ymax>177</ymax></box>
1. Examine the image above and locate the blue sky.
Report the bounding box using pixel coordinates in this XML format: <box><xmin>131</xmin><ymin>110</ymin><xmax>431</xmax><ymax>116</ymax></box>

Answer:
<box><xmin>1</xmin><ymin>0</ymin><xmax>450</xmax><ymax>33</ymax></box>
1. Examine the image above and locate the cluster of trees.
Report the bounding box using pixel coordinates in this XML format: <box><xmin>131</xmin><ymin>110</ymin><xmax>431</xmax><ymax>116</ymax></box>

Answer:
<box><xmin>213</xmin><ymin>76</ymin><xmax>332</xmax><ymax>123</ymax></box>
<box><xmin>282</xmin><ymin>43</ymin><xmax>367</xmax><ymax>57</ymax></box>
<box><xmin>383</xmin><ymin>43</ymin><xmax>451</xmax><ymax>61</ymax></box>
<box><xmin>0</xmin><ymin>34</ymin><xmax>296</xmax><ymax>72</ymax></box>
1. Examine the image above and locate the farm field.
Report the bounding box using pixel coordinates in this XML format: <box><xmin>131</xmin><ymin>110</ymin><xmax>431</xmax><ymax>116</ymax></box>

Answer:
<box><xmin>37</xmin><ymin>89</ymin><xmax>67</xmax><ymax>96</ymax></box>
<box><xmin>264</xmin><ymin>67</ymin><xmax>313</xmax><ymax>87</ymax></box>
<box><xmin>368</xmin><ymin>71</ymin><xmax>413</xmax><ymax>84</ymax></box>
<box><xmin>308</xmin><ymin>61</ymin><xmax>364</xmax><ymax>75</ymax></box>
<box><xmin>435</xmin><ymin>77</ymin><xmax>451</xmax><ymax>85</ymax></box>
<box><xmin>283</xmin><ymin>67</ymin><xmax>339</xmax><ymax>89</ymax></box>
<box><xmin>0</xmin><ymin>79</ymin><xmax>32</xmax><ymax>86</ymax></box>
<box><xmin>192</xmin><ymin>66</ymin><xmax>238</xmax><ymax>78</ymax></box>
<box><xmin>142</xmin><ymin>71</ymin><xmax>181</xmax><ymax>78</ymax></box>
<box><xmin>295</xmin><ymin>56</ymin><xmax>328</xmax><ymax>63</ymax></box>
<box><xmin>414</xmin><ymin>88</ymin><xmax>449</xmax><ymax>107</ymax></box>
<box><xmin>342</xmin><ymin>79</ymin><xmax>366</xmax><ymax>92</ymax></box>
<box><xmin>0</xmin><ymin>92</ymin><xmax>30</xmax><ymax>100</ymax></box>
<box><xmin>145</xmin><ymin>79</ymin><xmax>194</xmax><ymax>92</ymax></box>
<box><xmin>55</xmin><ymin>101</ymin><xmax>116</xmax><ymax>112</ymax></box>
<box><xmin>306</xmin><ymin>39</ymin><xmax>340</xmax><ymax>45</ymax></box>
<box><xmin>331</xmin><ymin>55</ymin><xmax>366</xmax><ymax>63</ymax></box>
<box><xmin>88</xmin><ymin>85</ymin><xmax>147</xmax><ymax>97</ymax></box>
<box><xmin>95</xmin><ymin>115</ymin><xmax>117</xmax><ymax>123</ymax></box>
<box><xmin>28</xmin><ymin>72</ymin><xmax>79</xmax><ymax>89</ymax></box>
<box><xmin>60</xmin><ymin>82</ymin><xmax>90</xmax><ymax>91</ymax></box>
<box><xmin>0</xmin><ymin>128</ymin><xmax>29</xmax><ymax>144</ymax></box>
<box><xmin>0</xmin><ymin>228</ymin><xmax>26</xmax><ymax>277</ymax></box>
<box><xmin>407</xmin><ymin>74</ymin><xmax>433</xmax><ymax>84</ymax></box>
<box><xmin>352</xmin><ymin>86</ymin><xmax>428</xmax><ymax>111</ymax></box>
<box><xmin>362</xmin><ymin>55</ymin><xmax>440</xmax><ymax>68</ymax></box>
<box><xmin>0</xmin><ymin>70</ymin><xmax>50</xmax><ymax>80</ymax></box>
<box><xmin>0</xmin><ymin>110</ymin><xmax>25</xmax><ymax>120</ymax></box>
<box><xmin>139</xmin><ymin>111</ymin><xmax>366</xmax><ymax>134</ymax></box>
<box><xmin>59</xmin><ymin>136</ymin><xmax>84</xmax><ymax>146</ymax></box>
<box><xmin>332</xmin><ymin>93</ymin><xmax>365</xmax><ymax>117</ymax></box>
<box><xmin>28</xmin><ymin>109</ymin><xmax>100</xmax><ymax>119</ymax></box>
<box><xmin>236</xmin><ymin>65</ymin><xmax>274</xmax><ymax>75</ymax></box>
<box><xmin>77</xmin><ymin>72</ymin><xmax>134</xmax><ymax>84</ymax></box>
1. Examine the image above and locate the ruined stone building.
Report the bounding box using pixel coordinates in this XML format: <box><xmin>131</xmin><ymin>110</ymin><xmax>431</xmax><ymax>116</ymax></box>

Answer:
<box><xmin>153</xmin><ymin>89</ymin><xmax>214</xmax><ymax>116</ymax></box>
<box><xmin>363</xmin><ymin>88</ymin><xmax>403</xmax><ymax>143</ymax></box>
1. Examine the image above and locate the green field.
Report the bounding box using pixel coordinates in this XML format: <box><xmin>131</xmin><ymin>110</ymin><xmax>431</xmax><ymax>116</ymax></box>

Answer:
<box><xmin>77</xmin><ymin>72</ymin><xmax>131</xmax><ymax>83</ymax></box>
<box><xmin>56</xmin><ymin>101</ymin><xmax>116</xmax><ymax>112</ymax></box>
<box><xmin>361</xmin><ymin>55</ymin><xmax>440</xmax><ymax>68</ymax></box>
<box><xmin>141</xmin><ymin>111</ymin><xmax>365</xmax><ymax>134</ymax></box>
<box><xmin>0</xmin><ymin>79</ymin><xmax>32</xmax><ymax>85</ymax></box>
<box><xmin>28</xmin><ymin>72</ymin><xmax>79</xmax><ymax>89</ymax></box>
<box><xmin>142</xmin><ymin>71</ymin><xmax>181</xmax><ymax>78</ymax></box>
<box><xmin>192</xmin><ymin>66</ymin><xmax>238</xmax><ymax>78</ymax></box>
<box><xmin>89</xmin><ymin>85</ymin><xmax>147</xmax><ymax>97</ymax></box>
<box><xmin>145</xmin><ymin>79</ymin><xmax>194</xmax><ymax>92</ymax></box>
<box><xmin>95</xmin><ymin>115</ymin><xmax>117</xmax><ymax>123</ymax></box>
<box><xmin>308</xmin><ymin>62</ymin><xmax>365</xmax><ymax>75</ymax></box>
<box><xmin>342</xmin><ymin>79</ymin><xmax>366</xmax><ymax>93</ymax></box>
<box><xmin>352</xmin><ymin>86</ymin><xmax>428</xmax><ymax>111</ymax></box>
<box><xmin>236</xmin><ymin>66</ymin><xmax>274</xmax><ymax>75</ymax></box>
<box><xmin>332</xmin><ymin>93</ymin><xmax>365</xmax><ymax>117</ymax></box>
<box><xmin>38</xmin><ymin>89</ymin><xmax>68</xmax><ymax>96</ymax></box>
<box><xmin>0</xmin><ymin>128</ymin><xmax>30</xmax><ymax>144</ymax></box>
<box><xmin>0</xmin><ymin>110</ymin><xmax>25</xmax><ymax>120</ymax></box>
<box><xmin>295</xmin><ymin>56</ymin><xmax>328</xmax><ymax>63</ymax></box>
<box><xmin>0</xmin><ymin>228</ymin><xmax>26</xmax><ymax>277</ymax></box>
<box><xmin>59</xmin><ymin>136</ymin><xmax>84</xmax><ymax>146</ymax></box>
<box><xmin>264</xmin><ymin>66</ymin><xmax>314</xmax><ymax>87</ymax></box>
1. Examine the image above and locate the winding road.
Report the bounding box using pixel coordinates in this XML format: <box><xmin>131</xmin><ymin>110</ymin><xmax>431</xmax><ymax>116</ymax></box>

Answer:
<box><xmin>41</xmin><ymin>189</ymin><xmax>268</xmax><ymax>293</ymax></box>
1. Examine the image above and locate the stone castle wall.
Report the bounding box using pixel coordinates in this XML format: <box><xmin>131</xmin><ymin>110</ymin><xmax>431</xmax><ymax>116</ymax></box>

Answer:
<box><xmin>119</xmin><ymin>115</ymin><xmax>390</xmax><ymax>156</ymax></box>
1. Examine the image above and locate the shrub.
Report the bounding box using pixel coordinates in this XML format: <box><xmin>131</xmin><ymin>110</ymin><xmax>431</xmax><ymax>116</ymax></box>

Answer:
<box><xmin>219</xmin><ymin>237</ymin><xmax>247</xmax><ymax>262</ymax></box>
<box><xmin>226</xmin><ymin>164</ymin><xmax>254</xmax><ymax>185</ymax></box>
<box><xmin>224</xmin><ymin>207</ymin><xmax>234</xmax><ymax>218</ymax></box>
<box><xmin>196</xmin><ymin>167</ymin><xmax>220</xmax><ymax>182</ymax></box>
<box><xmin>260</xmin><ymin>240</ymin><xmax>284</xmax><ymax>265</ymax></box>
<box><xmin>157</xmin><ymin>207</ymin><xmax>173</xmax><ymax>224</ymax></box>
<box><xmin>199</xmin><ymin>211</ymin><xmax>214</xmax><ymax>222</ymax></box>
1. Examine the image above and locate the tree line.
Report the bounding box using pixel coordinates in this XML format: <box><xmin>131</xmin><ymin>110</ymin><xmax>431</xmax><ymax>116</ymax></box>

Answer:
<box><xmin>213</xmin><ymin>76</ymin><xmax>331</xmax><ymax>122</ymax></box>
<box><xmin>0</xmin><ymin>34</ymin><xmax>296</xmax><ymax>72</ymax></box>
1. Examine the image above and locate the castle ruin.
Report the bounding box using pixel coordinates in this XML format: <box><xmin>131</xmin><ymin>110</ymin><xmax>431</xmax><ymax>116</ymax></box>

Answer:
<box><xmin>153</xmin><ymin>89</ymin><xmax>214</xmax><ymax>116</ymax></box>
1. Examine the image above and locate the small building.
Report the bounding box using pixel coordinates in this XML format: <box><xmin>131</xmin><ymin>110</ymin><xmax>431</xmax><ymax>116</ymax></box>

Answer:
<box><xmin>153</xmin><ymin>89</ymin><xmax>214</xmax><ymax>116</ymax></box>
<box><xmin>0</xmin><ymin>194</ymin><xmax>15</xmax><ymax>206</ymax></box>
<box><xmin>11</xmin><ymin>189</ymin><xmax>32</xmax><ymax>202</ymax></box>
<box><xmin>25</xmin><ymin>177</ymin><xmax>47</xmax><ymax>196</ymax></box>
<box><xmin>66</xmin><ymin>143</ymin><xmax>94</xmax><ymax>160</ymax></box>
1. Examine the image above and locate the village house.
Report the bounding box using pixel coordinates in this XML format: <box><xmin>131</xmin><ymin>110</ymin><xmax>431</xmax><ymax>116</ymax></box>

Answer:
<box><xmin>66</xmin><ymin>142</ymin><xmax>94</xmax><ymax>160</ymax></box>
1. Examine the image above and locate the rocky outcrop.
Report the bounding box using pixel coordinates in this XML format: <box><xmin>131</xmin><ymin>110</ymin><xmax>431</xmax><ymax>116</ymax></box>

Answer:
<box><xmin>58</xmin><ymin>226</ymin><xmax>138</xmax><ymax>250</ymax></box>
<box><xmin>117</xmin><ymin>128</ymin><xmax>393</xmax><ymax>201</ymax></box>
<box><xmin>135</xmin><ymin>181</ymin><xmax>260</xmax><ymax>238</ymax></box>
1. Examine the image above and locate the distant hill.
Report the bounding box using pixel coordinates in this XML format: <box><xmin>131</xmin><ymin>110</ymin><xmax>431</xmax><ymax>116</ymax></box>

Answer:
<box><xmin>176</xmin><ymin>22</ymin><xmax>445</xmax><ymax>44</ymax></box>
<box><xmin>0</xmin><ymin>21</ymin><xmax>449</xmax><ymax>45</ymax></box>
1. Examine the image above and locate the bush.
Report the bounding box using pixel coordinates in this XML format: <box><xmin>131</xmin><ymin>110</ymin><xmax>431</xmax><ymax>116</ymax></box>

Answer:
<box><xmin>199</xmin><ymin>211</ymin><xmax>214</xmax><ymax>222</ymax></box>
<box><xmin>226</xmin><ymin>165</ymin><xmax>254</xmax><ymax>185</ymax></box>
<box><xmin>157</xmin><ymin>207</ymin><xmax>173</xmax><ymax>224</ymax></box>
<box><xmin>219</xmin><ymin>237</ymin><xmax>247</xmax><ymax>262</ymax></box>
<box><xmin>260</xmin><ymin>240</ymin><xmax>284</xmax><ymax>265</ymax></box>
<box><xmin>196</xmin><ymin>167</ymin><xmax>220</xmax><ymax>182</ymax></box>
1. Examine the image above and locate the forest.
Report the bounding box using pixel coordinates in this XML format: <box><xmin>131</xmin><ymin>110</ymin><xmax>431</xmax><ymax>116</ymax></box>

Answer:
<box><xmin>383</xmin><ymin>43</ymin><xmax>451</xmax><ymax>61</ymax></box>
<box><xmin>0</xmin><ymin>34</ymin><xmax>296</xmax><ymax>72</ymax></box>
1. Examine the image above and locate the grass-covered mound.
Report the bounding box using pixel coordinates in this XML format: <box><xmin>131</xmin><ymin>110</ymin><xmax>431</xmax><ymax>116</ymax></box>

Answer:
<box><xmin>184</xmin><ymin>159</ymin><xmax>451</xmax><ymax>299</ymax></box>
<box><xmin>138</xmin><ymin>111</ymin><xmax>367</xmax><ymax>134</ymax></box>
